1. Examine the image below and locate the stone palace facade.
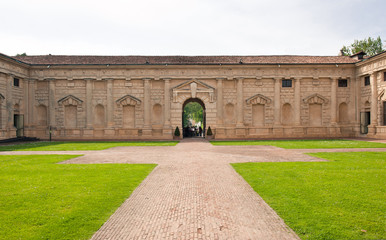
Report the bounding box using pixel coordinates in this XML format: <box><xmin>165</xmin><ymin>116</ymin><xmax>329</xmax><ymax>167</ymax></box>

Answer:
<box><xmin>0</xmin><ymin>52</ymin><xmax>385</xmax><ymax>140</ymax></box>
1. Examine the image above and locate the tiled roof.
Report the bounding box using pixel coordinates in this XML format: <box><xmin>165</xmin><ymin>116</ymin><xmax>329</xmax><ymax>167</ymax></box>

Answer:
<box><xmin>10</xmin><ymin>55</ymin><xmax>359</xmax><ymax>65</ymax></box>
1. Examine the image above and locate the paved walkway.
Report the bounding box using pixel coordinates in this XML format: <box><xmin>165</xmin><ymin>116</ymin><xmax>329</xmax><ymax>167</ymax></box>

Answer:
<box><xmin>2</xmin><ymin>139</ymin><xmax>386</xmax><ymax>239</ymax></box>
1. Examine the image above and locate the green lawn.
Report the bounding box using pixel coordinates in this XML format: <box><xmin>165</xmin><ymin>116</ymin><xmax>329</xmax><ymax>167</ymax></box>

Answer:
<box><xmin>211</xmin><ymin>139</ymin><xmax>386</xmax><ymax>149</ymax></box>
<box><xmin>0</xmin><ymin>141</ymin><xmax>178</xmax><ymax>151</ymax></box>
<box><xmin>0</xmin><ymin>155</ymin><xmax>156</xmax><ymax>240</ymax></box>
<box><xmin>232</xmin><ymin>152</ymin><xmax>386</xmax><ymax>239</ymax></box>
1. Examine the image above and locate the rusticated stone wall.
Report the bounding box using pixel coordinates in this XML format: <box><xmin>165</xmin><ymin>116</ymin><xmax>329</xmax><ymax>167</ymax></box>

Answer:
<box><xmin>0</xmin><ymin>53</ymin><xmax>385</xmax><ymax>140</ymax></box>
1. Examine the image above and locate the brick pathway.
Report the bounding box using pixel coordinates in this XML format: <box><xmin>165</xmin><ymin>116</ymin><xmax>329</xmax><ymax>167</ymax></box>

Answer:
<box><xmin>2</xmin><ymin>139</ymin><xmax>386</xmax><ymax>239</ymax></box>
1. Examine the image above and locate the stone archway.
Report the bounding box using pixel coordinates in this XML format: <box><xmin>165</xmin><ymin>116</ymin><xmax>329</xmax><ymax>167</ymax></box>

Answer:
<box><xmin>182</xmin><ymin>98</ymin><xmax>206</xmax><ymax>138</ymax></box>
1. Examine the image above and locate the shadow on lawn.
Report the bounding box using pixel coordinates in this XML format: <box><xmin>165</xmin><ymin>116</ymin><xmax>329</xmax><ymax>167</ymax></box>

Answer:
<box><xmin>0</xmin><ymin>142</ymin><xmax>69</xmax><ymax>151</ymax></box>
<box><xmin>0</xmin><ymin>141</ymin><xmax>179</xmax><ymax>151</ymax></box>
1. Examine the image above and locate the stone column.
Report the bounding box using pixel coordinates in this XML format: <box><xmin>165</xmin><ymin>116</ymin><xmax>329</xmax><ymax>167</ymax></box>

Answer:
<box><xmin>330</xmin><ymin>77</ymin><xmax>337</xmax><ymax>124</ymax></box>
<box><xmin>86</xmin><ymin>79</ymin><xmax>93</xmax><ymax>128</ymax></box>
<box><xmin>163</xmin><ymin>78</ymin><xmax>171</xmax><ymax>127</ymax></box>
<box><xmin>48</xmin><ymin>79</ymin><xmax>56</xmax><ymax>127</ymax></box>
<box><xmin>143</xmin><ymin>78</ymin><xmax>151</xmax><ymax>128</ymax></box>
<box><xmin>106</xmin><ymin>79</ymin><xmax>114</xmax><ymax>127</ymax></box>
<box><xmin>294</xmin><ymin>78</ymin><xmax>301</xmax><ymax>125</ymax></box>
<box><xmin>370</xmin><ymin>72</ymin><xmax>378</xmax><ymax>126</ymax></box>
<box><xmin>236</xmin><ymin>77</ymin><xmax>244</xmax><ymax>127</ymax></box>
<box><xmin>274</xmin><ymin>78</ymin><xmax>281</xmax><ymax>125</ymax></box>
<box><xmin>216</xmin><ymin>78</ymin><xmax>224</xmax><ymax>125</ymax></box>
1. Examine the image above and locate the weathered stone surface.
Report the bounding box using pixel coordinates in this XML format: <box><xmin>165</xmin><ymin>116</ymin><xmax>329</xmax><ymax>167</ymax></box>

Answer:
<box><xmin>1</xmin><ymin>53</ymin><xmax>386</xmax><ymax>139</ymax></box>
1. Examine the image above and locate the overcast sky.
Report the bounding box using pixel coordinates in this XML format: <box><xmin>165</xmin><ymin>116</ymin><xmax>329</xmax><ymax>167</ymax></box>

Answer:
<box><xmin>1</xmin><ymin>0</ymin><xmax>385</xmax><ymax>56</ymax></box>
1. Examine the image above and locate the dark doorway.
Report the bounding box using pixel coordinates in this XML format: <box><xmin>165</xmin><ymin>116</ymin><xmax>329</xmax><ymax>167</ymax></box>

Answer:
<box><xmin>182</xmin><ymin>98</ymin><xmax>206</xmax><ymax>138</ymax></box>
<box><xmin>14</xmin><ymin>114</ymin><xmax>24</xmax><ymax>137</ymax></box>
<box><xmin>360</xmin><ymin>112</ymin><xmax>370</xmax><ymax>134</ymax></box>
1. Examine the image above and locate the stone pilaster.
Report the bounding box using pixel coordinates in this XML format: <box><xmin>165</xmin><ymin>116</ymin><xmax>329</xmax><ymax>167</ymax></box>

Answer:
<box><xmin>216</xmin><ymin>78</ymin><xmax>224</xmax><ymax>125</ymax></box>
<box><xmin>236</xmin><ymin>77</ymin><xmax>244</xmax><ymax>127</ymax></box>
<box><xmin>356</xmin><ymin>76</ymin><xmax>361</xmax><ymax>122</ymax></box>
<box><xmin>274</xmin><ymin>78</ymin><xmax>281</xmax><ymax>126</ymax></box>
<box><xmin>6</xmin><ymin>74</ymin><xmax>13</xmax><ymax>129</ymax></box>
<box><xmin>294</xmin><ymin>77</ymin><xmax>301</xmax><ymax>125</ymax></box>
<box><xmin>163</xmin><ymin>78</ymin><xmax>171</xmax><ymax>127</ymax></box>
<box><xmin>86</xmin><ymin>79</ymin><xmax>93</xmax><ymax>128</ymax></box>
<box><xmin>106</xmin><ymin>79</ymin><xmax>114</xmax><ymax>127</ymax></box>
<box><xmin>143</xmin><ymin>78</ymin><xmax>151</xmax><ymax>129</ymax></box>
<box><xmin>330</xmin><ymin>77</ymin><xmax>337</xmax><ymax>124</ymax></box>
<box><xmin>28</xmin><ymin>79</ymin><xmax>36</xmax><ymax>127</ymax></box>
<box><xmin>23</xmin><ymin>79</ymin><xmax>29</xmax><ymax>127</ymax></box>
<box><xmin>370</xmin><ymin>72</ymin><xmax>378</xmax><ymax>126</ymax></box>
<box><xmin>347</xmin><ymin>77</ymin><xmax>356</xmax><ymax>124</ymax></box>
<box><xmin>48</xmin><ymin>78</ymin><xmax>56</xmax><ymax>127</ymax></box>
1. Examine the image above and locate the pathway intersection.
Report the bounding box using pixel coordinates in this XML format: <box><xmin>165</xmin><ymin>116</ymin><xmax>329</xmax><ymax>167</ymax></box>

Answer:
<box><xmin>2</xmin><ymin>138</ymin><xmax>386</xmax><ymax>239</ymax></box>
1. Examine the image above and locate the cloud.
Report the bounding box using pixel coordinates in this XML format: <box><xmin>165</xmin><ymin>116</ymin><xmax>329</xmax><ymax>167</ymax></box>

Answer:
<box><xmin>0</xmin><ymin>0</ymin><xmax>385</xmax><ymax>56</ymax></box>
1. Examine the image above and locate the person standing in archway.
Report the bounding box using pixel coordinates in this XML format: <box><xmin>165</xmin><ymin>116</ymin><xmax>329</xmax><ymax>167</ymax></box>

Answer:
<box><xmin>199</xmin><ymin>126</ymin><xmax>203</xmax><ymax>137</ymax></box>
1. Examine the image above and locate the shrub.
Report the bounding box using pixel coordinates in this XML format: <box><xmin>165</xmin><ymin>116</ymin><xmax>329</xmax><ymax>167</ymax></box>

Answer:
<box><xmin>207</xmin><ymin>126</ymin><xmax>213</xmax><ymax>136</ymax></box>
<box><xmin>174</xmin><ymin>126</ymin><xmax>180</xmax><ymax>136</ymax></box>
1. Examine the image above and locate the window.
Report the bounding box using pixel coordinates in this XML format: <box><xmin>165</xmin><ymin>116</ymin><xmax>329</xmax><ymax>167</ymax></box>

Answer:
<box><xmin>364</xmin><ymin>76</ymin><xmax>370</xmax><ymax>86</ymax></box>
<box><xmin>282</xmin><ymin>79</ymin><xmax>292</xmax><ymax>88</ymax></box>
<box><xmin>13</xmin><ymin>78</ymin><xmax>20</xmax><ymax>87</ymax></box>
<box><xmin>338</xmin><ymin>79</ymin><xmax>348</xmax><ymax>87</ymax></box>
<box><xmin>384</xmin><ymin>72</ymin><xmax>386</xmax><ymax>81</ymax></box>
<box><xmin>384</xmin><ymin>102</ymin><xmax>386</xmax><ymax>126</ymax></box>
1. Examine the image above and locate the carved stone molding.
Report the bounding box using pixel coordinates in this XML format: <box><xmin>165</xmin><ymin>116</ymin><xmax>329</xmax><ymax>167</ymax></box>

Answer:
<box><xmin>0</xmin><ymin>93</ymin><xmax>4</xmax><ymax>103</ymax></box>
<box><xmin>245</xmin><ymin>94</ymin><xmax>272</xmax><ymax>105</ymax></box>
<box><xmin>303</xmin><ymin>93</ymin><xmax>329</xmax><ymax>104</ymax></box>
<box><xmin>172</xmin><ymin>79</ymin><xmax>215</xmax><ymax>103</ymax></box>
<box><xmin>116</xmin><ymin>95</ymin><xmax>141</xmax><ymax>106</ymax></box>
<box><xmin>36</xmin><ymin>99</ymin><xmax>48</xmax><ymax>106</ymax></box>
<box><xmin>378</xmin><ymin>89</ymin><xmax>385</xmax><ymax>101</ymax></box>
<box><xmin>337</xmin><ymin>97</ymin><xmax>350</xmax><ymax>104</ymax></box>
<box><xmin>58</xmin><ymin>95</ymin><xmax>83</xmax><ymax>106</ymax></box>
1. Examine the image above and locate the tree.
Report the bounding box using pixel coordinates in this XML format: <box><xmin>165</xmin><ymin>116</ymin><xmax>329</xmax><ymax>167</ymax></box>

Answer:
<box><xmin>16</xmin><ymin>53</ymin><xmax>27</xmax><ymax>56</ymax></box>
<box><xmin>340</xmin><ymin>36</ymin><xmax>384</xmax><ymax>56</ymax></box>
<box><xmin>174</xmin><ymin>126</ymin><xmax>180</xmax><ymax>137</ymax></box>
<box><xmin>206</xmin><ymin>126</ymin><xmax>213</xmax><ymax>136</ymax></box>
<box><xmin>183</xmin><ymin>102</ymin><xmax>203</xmax><ymax>127</ymax></box>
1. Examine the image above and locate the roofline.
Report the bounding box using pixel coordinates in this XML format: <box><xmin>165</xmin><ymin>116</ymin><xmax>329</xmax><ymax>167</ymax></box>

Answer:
<box><xmin>28</xmin><ymin>62</ymin><xmax>356</xmax><ymax>67</ymax></box>
<box><xmin>355</xmin><ymin>50</ymin><xmax>386</xmax><ymax>66</ymax></box>
<box><xmin>1</xmin><ymin>53</ymin><xmax>358</xmax><ymax>67</ymax></box>
<box><xmin>0</xmin><ymin>53</ymin><xmax>30</xmax><ymax>66</ymax></box>
<box><xmin>361</xmin><ymin>50</ymin><xmax>386</xmax><ymax>61</ymax></box>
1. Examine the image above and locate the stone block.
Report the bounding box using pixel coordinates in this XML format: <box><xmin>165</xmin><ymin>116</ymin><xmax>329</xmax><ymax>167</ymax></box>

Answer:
<box><xmin>83</xmin><ymin>129</ymin><xmax>94</xmax><ymax>136</ymax></box>
<box><xmin>142</xmin><ymin>129</ymin><xmax>152</xmax><ymax>136</ymax></box>
<box><xmin>235</xmin><ymin>128</ymin><xmax>246</xmax><ymax>136</ymax></box>
<box><xmin>104</xmin><ymin>129</ymin><xmax>116</xmax><ymax>135</ymax></box>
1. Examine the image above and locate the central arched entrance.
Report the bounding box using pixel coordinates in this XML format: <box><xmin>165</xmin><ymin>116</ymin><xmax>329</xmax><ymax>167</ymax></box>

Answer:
<box><xmin>182</xmin><ymin>98</ymin><xmax>206</xmax><ymax>138</ymax></box>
